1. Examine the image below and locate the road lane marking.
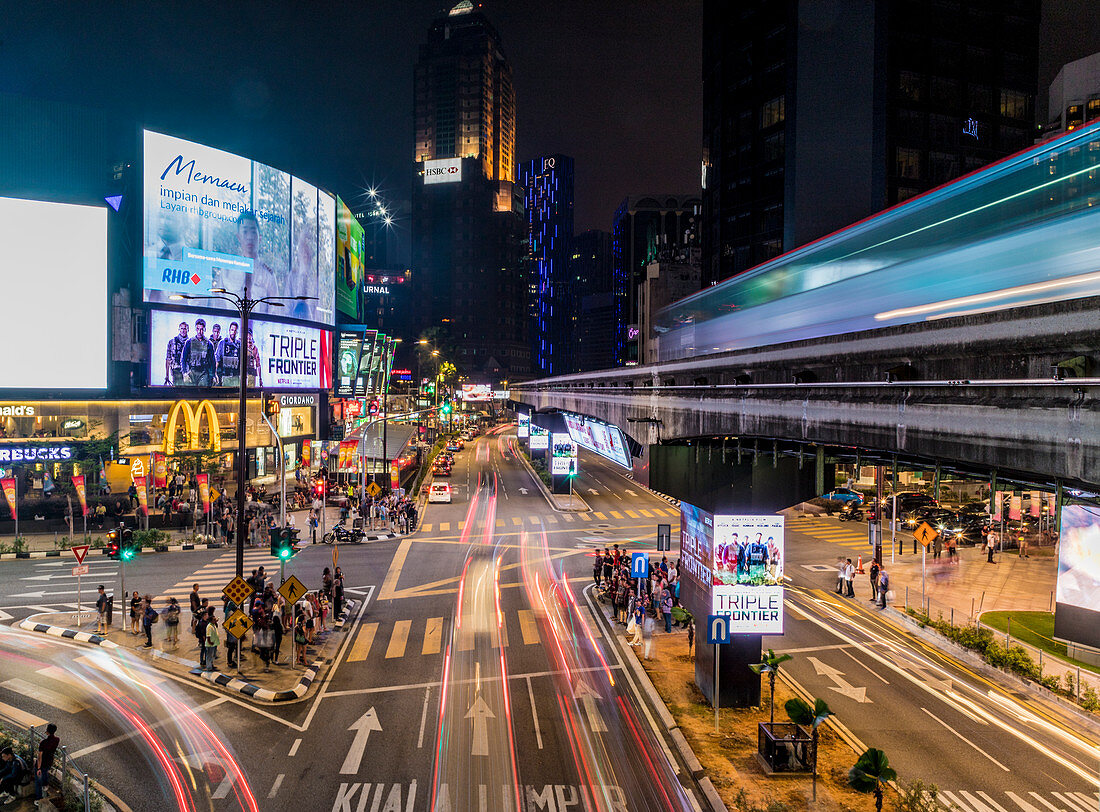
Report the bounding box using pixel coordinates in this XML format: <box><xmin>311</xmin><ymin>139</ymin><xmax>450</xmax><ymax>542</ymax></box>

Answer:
<box><xmin>288</xmin><ymin>738</ymin><xmax>301</xmax><ymax>756</ymax></box>
<box><xmin>920</xmin><ymin>707</ymin><xmax>1009</xmax><ymax>771</ymax></box>
<box><xmin>1054</xmin><ymin>792</ymin><xmax>1093</xmax><ymax>812</ymax></box>
<box><xmin>347</xmin><ymin>623</ymin><xmax>378</xmax><ymax>663</ymax></box>
<box><xmin>518</xmin><ymin>610</ymin><xmax>539</xmax><ymax>645</ymax></box>
<box><xmin>512</xmin><ymin>517</ymin><xmax>522</xmax><ymax>526</ymax></box>
<box><xmin>1</xmin><ymin>677</ymin><xmax>86</xmax><ymax>714</ymax></box>
<box><xmin>0</xmin><ymin>700</ymin><xmax>47</xmax><ymax>729</ymax></box>
<box><xmin>439</xmin><ymin>522</ymin><xmax>450</xmax><ymax>531</ymax></box>
<box><xmin>562</xmin><ymin>514</ymin><xmax>574</xmax><ymax>522</ymax></box>
<box><xmin>609</xmin><ymin>511</ymin><xmax>624</xmax><ymax>519</ymax></box>
<box><xmin>545</xmin><ymin>516</ymin><xmax>557</xmax><ymax>524</ymax></box>
<box><xmin>593</xmin><ymin>512</ymin><xmax>607</xmax><ymax>520</ymax></box>
<box><xmin>385</xmin><ymin>620</ymin><xmax>411</xmax><ymax>658</ymax></box>
<box><xmin>625</xmin><ymin>510</ymin><xmax>639</xmax><ymax>519</ymax></box>
<box><xmin>417</xmin><ymin>686</ymin><xmax>431</xmax><ymax>748</ymax></box>
<box><xmin>526</xmin><ymin>676</ymin><xmax>543</xmax><ymax>749</ymax></box>
<box><xmin>839</xmin><ymin>647</ymin><xmax>891</xmax><ymax>684</ymax></box>
<box><xmin>639</xmin><ymin>510</ymin><xmax>654</xmax><ymax>517</ymax></box>
<box><xmin>268</xmin><ymin>774</ymin><xmax>284</xmax><ymax>799</ymax></box>
<box><xmin>528</xmin><ymin>516</ymin><xmax>539</xmax><ymax>525</ymax></box>
<box><xmin>423</xmin><ymin>617</ymin><xmax>443</xmax><ymax>655</ymax></box>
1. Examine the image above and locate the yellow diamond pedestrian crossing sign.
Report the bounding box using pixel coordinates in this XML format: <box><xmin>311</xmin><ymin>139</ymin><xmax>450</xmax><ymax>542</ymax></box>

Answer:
<box><xmin>366</xmin><ymin>481</ymin><xmax>381</xmax><ymax>498</ymax></box>
<box><xmin>914</xmin><ymin>521</ymin><xmax>938</xmax><ymax>548</ymax></box>
<box><xmin>279</xmin><ymin>574</ymin><xmax>307</xmax><ymax>604</ymax></box>
<box><xmin>223</xmin><ymin>609</ymin><xmax>253</xmax><ymax>640</ymax></box>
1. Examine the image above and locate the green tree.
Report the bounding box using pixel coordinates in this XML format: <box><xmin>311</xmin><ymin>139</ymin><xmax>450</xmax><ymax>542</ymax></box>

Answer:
<box><xmin>785</xmin><ymin>697</ymin><xmax>833</xmax><ymax>801</ymax></box>
<box><xmin>848</xmin><ymin>747</ymin><xmax>897</xmax><ymax>812</ymax></box>
<box><xmin>750</xmin><ymin>649</ymin><xmax>793</xmax><ymax>725</ymax></box>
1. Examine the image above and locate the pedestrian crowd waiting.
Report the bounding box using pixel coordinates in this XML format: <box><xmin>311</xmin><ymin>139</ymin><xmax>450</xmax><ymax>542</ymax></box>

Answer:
<box><xmin>593</xmin><ymin>546</ymin><xmax>683</xmax><ymax>659</ymax></box>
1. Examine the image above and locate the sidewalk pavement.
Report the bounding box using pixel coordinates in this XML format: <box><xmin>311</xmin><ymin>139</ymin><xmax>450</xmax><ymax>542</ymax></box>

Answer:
<box><xmin>20</xmin><ymin>598</ymin><xmax>358</xmax><ymax>702</ymax></box>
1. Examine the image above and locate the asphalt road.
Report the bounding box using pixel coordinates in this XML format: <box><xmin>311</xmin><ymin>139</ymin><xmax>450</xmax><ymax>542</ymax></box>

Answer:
<box><xmin>1</xmin><ymin>431</ymin><xmax>1097</xmax><ymax>811</ymax></box>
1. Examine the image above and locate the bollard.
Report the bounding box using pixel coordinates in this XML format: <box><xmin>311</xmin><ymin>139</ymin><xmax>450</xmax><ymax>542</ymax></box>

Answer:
<box><xmin>1006</xmin><ymin>617</ymin><xmax>1012</xmax><ymax>648</ymax></box>
<box><xmin>905</xmin><ymin>586</ymin><xmax>909</xmax><ymax>609</ymax></box>
<box><xmin>1078</xmin><ymin>667</ymin><xmax>1082</xmax><ymax>701</ymax></box>
<box><xmin>971</xmin><ymin>597</ymin><xmax>975</xmax><ymax>620</ymax></box>
<box><xmin>1049</xmin><ymin>591</ymin><xmax>1053</xmax><ymax>612</ymax></box>
<box><xmin>950</xmin><ymin>607</ymin><xmax>954</xmax><ymax>627</ymax></box>
<box><xmin>1039</xmin><ymin>649</ymin><xmax>1043</xmax><ymax>675</ymax></box>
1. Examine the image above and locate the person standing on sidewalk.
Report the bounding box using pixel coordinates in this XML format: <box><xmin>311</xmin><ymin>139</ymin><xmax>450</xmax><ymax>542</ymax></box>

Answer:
<box><xmin>986</xmin><ymin>530</ymin><xmax>997</xmax><ymax>563</ymax></box>
<box><xmin>162</xmin><ymin>597</ymin><xmax>180</xmax><ymax>647</ymax></box>
<box><xmin>592</xmin><ymin>550</ymin><xmax>603</xmax><ymax>588</ymax></box>
<box><xmin>835</xmin><ymin>557</ymin><xmax>846</xmax><ymax>594</ymax></box>
<box><xmin>33</xmin><ymin>723</ymin><xmax>59</xmax><ymax>806</ymax></box>
<box><xmin>844</xmin><ymin>559</ymin><xmax>856</xmax><ymax>597</ymax></box>
<box><xmin>129</xmin><ymin>591</ymin><xmax>141</xmax><ymax>635</ymax></box>
<box><xmin>203</xmin><ymin>608</ymin><xmax>220</xmax><ymax>671</ymax></box>
<box><xmin>195</xmin><ymin>610</ymin><xmax>209</xmax><ymax>669</ymax></box>
<box><xmin>95</xmin><ymin>585</ymin><xmax>109</xmax><ymax>634</ymax></box>
<box><xmin>877</xmin><ymin>567</ymin><xmax>890</xmax><ymax>609</ymax></box>
<box><xmin>869</xmin><ymin>560</ymin><xmax>880</xmax><ymax>602</ymax></box>
<box><xmin>141</xmin><ymin>595</ymin><xmax>158</xmax><ymax>648</ymax></box>
<box><xmin>333</xmin><ymin>567</ymin><xmax>345</xmax><ymax>620</ymax></box>
<box><xmin>660</xmin><ymin>587</ymin><xmax>673</xmax><ymax>633</ymax></box>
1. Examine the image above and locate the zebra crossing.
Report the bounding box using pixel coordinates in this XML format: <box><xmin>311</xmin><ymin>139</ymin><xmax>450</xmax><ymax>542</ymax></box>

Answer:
<box><xmin>345</xmin><ymin>609</ymin><xmax>542</xmax><ymax>663</ymax></box>
<box><xmin>787</xmin><ymin>516</ymin><xmax>872</xmax><ymax>550</ymax></box>
<box><xmin>417</xmin><ymin>506</ymin><xmax>679</xmax><ymax>533</ymax></box>
<box><xmin>936</xmin><ymin>789</ymin><xmax>1099</xmax><ymax>812</ymax></box>
<box><xmin>152</xmin><ymin>548</ymin><xmax>287</xmax><ymax>603</ymax></box>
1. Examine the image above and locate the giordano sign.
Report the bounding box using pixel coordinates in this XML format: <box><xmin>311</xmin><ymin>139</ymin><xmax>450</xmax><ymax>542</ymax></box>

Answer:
<box><xmin>164</xmin><ymin>400</ymin><xmax>222</xmax><ymax>456</ymax></box>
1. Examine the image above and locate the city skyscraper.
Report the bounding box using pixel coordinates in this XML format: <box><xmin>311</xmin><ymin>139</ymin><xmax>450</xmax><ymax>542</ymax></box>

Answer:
<box><xmin>572</xmin><ymin>229</ymin><xmax>617</xmax><ymax>372</ymax></box>
<box><xmin>519</xmin><ymin>154</ymin><xmax>575</xmax><ymax>375</ymax></box>
<box><xmin>410</xmin><ymin>1</ymin><xmax>528</xmax><ymax>379</ymax></box>
<box><xmin>701</xmin><ymin>0</ymin><xmax>1040</xmax><ymax>286</ymax></box>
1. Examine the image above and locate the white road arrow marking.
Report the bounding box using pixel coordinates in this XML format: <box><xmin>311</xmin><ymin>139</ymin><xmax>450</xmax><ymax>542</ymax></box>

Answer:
<box><xmin>9</xmin><ymin>590</ymin><xmax>82</xmax><ymax>599</ymax></box>
<box><xmin>339</xmin><ymin>707</ymin><xmax>382</xmax><ymax>774</ymax></box>
<box><xmin>465</xmin><ymin>695</ymin><xmax>495</xmax><ymax>756</ymax></box>
<box><xmin>518</xmin><ymin>488</ymin><xmax>529</xmax><ymax>495</ymax></box>
<box><xmin>587</xmin><ymin>488</ymin><xmax>600</xmax><ymax>495</ymax></box>
<box><xmin>624</xmin><ymin>489</ymin><xmax>637</xmax><ymax>496</ymax></box>
<box><xmin>807</xmin><ymin>656</ymin><xmax>871</xmax><ymax>703</ymax></box>
<box><xmin>573</xmin><ymin>679</ymin><xmax>607</xmax><ymax>733</ymax></box>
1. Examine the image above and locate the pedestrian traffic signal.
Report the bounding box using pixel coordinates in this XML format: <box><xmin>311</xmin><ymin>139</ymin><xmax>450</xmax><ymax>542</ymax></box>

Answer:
<box><xmin>106</xmin><ymin>529</ymin><xmax>120</xmax><ymax>559</ymax></box>
<box><xmin>441</xmin><ymin>399</ymin><xmax>452</xmax><ymax>416</ymax></box>
<box><xmin>120</xmin><ymin>528</ymin><xmax>136</xmax><ymax>562</ymax></box>
<box><xmin>313</xmin><ymin>477</ymin><xmax>326</xmax><ymax>499</ymax></box>
<box><xmin>270</xmin><ymin>527</ymin><xmax>300</xmax><ymax>560</ymax></box>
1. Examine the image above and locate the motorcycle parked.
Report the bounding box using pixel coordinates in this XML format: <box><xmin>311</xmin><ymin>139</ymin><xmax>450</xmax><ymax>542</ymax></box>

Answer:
<box><xmin>322</xmin><ymin>518</ymin><xmax>365</xmax><ymax>545</ymax></box>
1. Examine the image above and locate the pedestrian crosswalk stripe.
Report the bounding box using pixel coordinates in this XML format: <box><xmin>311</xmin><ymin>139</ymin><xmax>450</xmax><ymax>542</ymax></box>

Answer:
<box><xmin>75</xmin><ymin>654</ymin><xmax>166</xmax><ymax>685</ymax></box>
<box><xmin>625</xmin><ymin>510</ymin><xmax>639</xmax><ymax>519</ymax></box>
<box><xmin>0</xmin><ymin>699</ymin><xmax>47</xmax><ymax>729</ymax></box>
<box><xmin>639</xmin><ymin>509</ymin><xmax>654</xmax><ymax>518</ymax></box>
<box><xmin>545</xmin><ymin>516</ymin><xmax>557</xmax><ymax>524</ymax></box>
<box><xmin>348</xmin><ymin>622</ymin><xmax>378</xmax><ymax>663</ymax></box>
<box><xmin>440</xmin><ymin>522</ymin><xmax>450</xmax><ymax>531</ymax></box>
<box><xmin>2</xmin><ymin>677</ymin><xmax>86</xmax><ymax>714</ymax></box>
<box><xmin>423</xmin><ymin>617</ymin><xmax>443</xmax><ymax>655</ymax></box>
<box><xmin>609</xmin><ymin>511</ymin><xmax>624</xmax><ymax>519</ymax></box>
<box><xmin>528</xmin><ymin>516</ymin><xmax>539</xmax><ymax>525</ymax></box>
<box><xmin>512</xmin><ymin>517</ymin><xmax>522</xmax><ymax>526</ymax></box>
<box><xmin>593</xmin><ymin>512</ymin><xmax>607</xmax><ymax>520</ymax></box>
<box><xmin>935</xmin><ymin>790</ymin><xmax>1100</xmax><ymax>812</ymax></box>
<box><xmin>578</xmin><ymin>513</ymin><xmax>591</xmax><ymax>521</ymax></box>
<box><xmin>497</xmin><ymin>520</ymin><xmax>505</xmax><ymax>527</ymax></box>
<box><xmin>562</xmin><ymin>514</ymin><xmax>574</xmax><ymax>522</ymax></box>
<box><xmin>385</xmin><ymin>620</ymin><xmax>411</xmax><ymax>658</ymax></box>
<box><xmin>518</xmin><ymin>609</ymin><xmax>539</xmax><ymax>645</ymax></box>
<box><xmin>458</xmin><ymin>521</ymin><xmax>465</xmax><ymax>530</ymax></box>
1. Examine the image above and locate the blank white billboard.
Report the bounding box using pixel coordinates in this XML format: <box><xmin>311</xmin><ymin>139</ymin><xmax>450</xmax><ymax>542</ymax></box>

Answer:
<box><xmin>0</xmin><ymin>197</ymin><xmax>107</xmax><ymax>389</ymax></box>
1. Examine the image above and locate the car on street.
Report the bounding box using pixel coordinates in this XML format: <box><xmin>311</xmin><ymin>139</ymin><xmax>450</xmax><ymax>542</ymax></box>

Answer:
<box><xmin>428</xmin><ymin>482</ymin><xmax>452</xmax><ymax>503</ymax></box>
<box><xmin>446</xmin><ymin>440</ymin><xmax>464</xmax><ymax>452</ymax></box>
<box><xmin>820</xmin><ymin>487</ymin><xmax>864</xmax><ymax>504</ymax></box>
<box><xmin>882</xmin><ymin>492</ymin><xmax>937</xmax><ymax>522</ymax></box>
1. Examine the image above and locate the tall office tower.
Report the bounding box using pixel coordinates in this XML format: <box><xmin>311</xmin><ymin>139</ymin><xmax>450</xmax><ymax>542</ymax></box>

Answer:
<box><xmin>1046</xmin><ymin>52</ymin><xmax>1100</xmax><ymax>136</ymax></box>
<box><xmin>571</xmin><ymin>229</ymin><xmax>618</xmax><ymax>371</ymax></box>
<box><xmin>519</xmin><ymin>155</ymin><xmax>575</xmax><ymax>375</ymax></box>
<box><xmin>411</xmin><ymin>1</ymin><xmax>528</xmax><ymax>380</ymax></box>
<box><xmin>701</xmin><ymin>0</ymin><xmax>1040</xmax><ymax>287</ymax></box>
<box><xmin>612</xmin><ymin>195</ymin><xmax>701</xmax><ymax>364</ymax></box>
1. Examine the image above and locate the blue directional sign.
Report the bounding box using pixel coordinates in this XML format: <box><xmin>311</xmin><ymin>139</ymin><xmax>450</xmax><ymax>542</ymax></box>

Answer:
<box><xmin>630</xmin><ymin>552</ymin><xmax>649</xmax><ymax>579</ymax></box>
<box><xmin>706</xmin><ymin>614</ymin><xmax>731</xmax><ymax>646</ymax></box>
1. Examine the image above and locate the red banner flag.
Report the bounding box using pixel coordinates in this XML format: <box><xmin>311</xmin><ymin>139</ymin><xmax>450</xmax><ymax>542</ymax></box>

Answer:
<box><xmin>153</xmin><ymin>452</ymin><xmax>168</xmax><ymax>489</ymax></box>
<box><xmin>0</xmin><ymin>478</ymin><xmax>15</xmax><ymax>521</ymax></box>
<box><xmin>72</xmin><ymin>475</ymin><xmax>88</xmax><ymax>517</ymax></box>
<box><xmin>196</xmin><ymin>473</ymin><xmax>210</xmax><ymax>514</ymax></box>
<box><xmin>135</xmin><ymin>479</ymin><xmax>149</xmax><ymax>517</ymax></box>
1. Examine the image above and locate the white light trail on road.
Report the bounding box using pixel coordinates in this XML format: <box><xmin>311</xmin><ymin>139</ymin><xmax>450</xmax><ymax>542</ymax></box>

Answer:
<box><xmin>920</xmin><ymin>707</ymin><xmax>1010</xmax><ymax>771</ymax></box>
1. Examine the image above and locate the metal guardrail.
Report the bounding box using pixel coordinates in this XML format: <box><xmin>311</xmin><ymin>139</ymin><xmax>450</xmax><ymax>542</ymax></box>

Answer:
<box><xmin>8</xmin><ymin>722</ymin><xmax>98</xmax><ymax>811</ymax></box>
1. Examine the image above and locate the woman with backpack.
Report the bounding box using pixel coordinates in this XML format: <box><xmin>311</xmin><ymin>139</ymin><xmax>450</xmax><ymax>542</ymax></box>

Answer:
<box><xmin>162</xmin><ymin>597</ymin><xmax>181</xmax><ymax>647</ymax></box>
<box><xmin>141</xmin><ymin>595</ymin><xmax>158</xmax><ymax>648</ymax></box>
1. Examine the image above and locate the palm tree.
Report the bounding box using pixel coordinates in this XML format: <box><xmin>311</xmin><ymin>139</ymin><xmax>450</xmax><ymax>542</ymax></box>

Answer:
<box><xmin>785</xmin><ymin>697</ymin><xmax>834</xmax><ymax>801</ymax></box>
<box><xmin>749</xmin><ymin>649</ymin><xmax>793</xmax><ymax>725</ymax></box>
<box><xmin>848</xmin><ymin>748</ymin><xmax>897</xmax><ymax>812</ymax></box>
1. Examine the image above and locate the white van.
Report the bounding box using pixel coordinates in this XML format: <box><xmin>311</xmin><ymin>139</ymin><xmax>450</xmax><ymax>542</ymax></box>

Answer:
<box><xmin>428</xmin><ymin>483</ymin><xmax>452</xmax><ymax>503</ymax></box>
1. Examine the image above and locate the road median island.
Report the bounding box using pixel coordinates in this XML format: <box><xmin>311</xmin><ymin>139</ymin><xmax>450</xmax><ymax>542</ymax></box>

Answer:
<box><xmin>588</xmin><ymin>591</ymin><xmax>883</xmax><ymax>810</ymax></box>
<box><xmin>514</xmin><ymin>446</ymin><xmax>591</xmax><ymax>513</ymax></box>
<box><xmin>19</xmin><ymin>599</ymin><xmax>359</xmax><ymax>704</ymax></box>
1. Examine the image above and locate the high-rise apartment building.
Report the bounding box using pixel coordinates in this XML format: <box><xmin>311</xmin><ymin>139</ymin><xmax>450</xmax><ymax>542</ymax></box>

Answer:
<box><xmin>701</xmin><ymin>0</ymin><xmax>1040</xmax><ymax>286</ymax></box>
<box><xmin>411</xmin><ymin>1</ymin><xmax>528</xmax><ymax>380</ymax></box>
<box><xmin>519</xmin><ymin>154</ymin><xmax>575</xmax><ymax>375</ymax></box>
<box><xmin>571</xmin><ymin>229</ymin><xmax>617</xmax><ymax>371</ymax></box>
<box><xmin>612</xmin><ymin>195</ymin><xmax>701</xmax><ymax>364</ymax></box>
<box><xmin>1046</xmin><ymin>52</ymin><xmax>1100</xmax><ymax>136</ymax></box>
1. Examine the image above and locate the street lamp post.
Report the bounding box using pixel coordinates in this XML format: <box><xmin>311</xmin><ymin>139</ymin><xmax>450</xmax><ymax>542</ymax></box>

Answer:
<box><xmin>171</xmin><ymin>290</ymin><xmax>314</xmax><ymax>579</ymax></box>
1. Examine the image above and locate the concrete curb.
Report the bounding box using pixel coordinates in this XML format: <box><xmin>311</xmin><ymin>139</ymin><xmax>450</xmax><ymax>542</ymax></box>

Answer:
<box><xmin>623</xmin><ymin>473</ymin><xmax>681</xmax><ymax>509</ymax></box>
<box><xmin>514</xmin><ymin>447</ymin><xmax>592</xmax><ymax>513</ymax></box>
<box><xmin>18</xmin><ymin>600</ymin><xmax>358</xmax><ymax>704</ymax></box>
<box><xmin>584</xmin><ymin>586</ymin><xmax>726</xmax><ymax>812</ymax></box>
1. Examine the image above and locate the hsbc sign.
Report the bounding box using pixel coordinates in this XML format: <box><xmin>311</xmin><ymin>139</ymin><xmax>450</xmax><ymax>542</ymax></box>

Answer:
<box><xmin>423</xmin><ymin>157</ymin><xmax>463</xmax><ymax>185</ymax></box>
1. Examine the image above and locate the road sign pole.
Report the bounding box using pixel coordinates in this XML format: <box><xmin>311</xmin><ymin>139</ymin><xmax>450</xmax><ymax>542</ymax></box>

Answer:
<box><xmin>714</xmin><ymin>643</ymin><xmax>720</xmax><ymax>733</ymax></box>
<box><xmin>76</xmin><ymin>570</ymin><xmax>81</xmax><ymax>620</ymax></box>
<box><xmin>921</xmin><ymin>543</ymin><xmax>926</xmax><ymax>609</ymax></box>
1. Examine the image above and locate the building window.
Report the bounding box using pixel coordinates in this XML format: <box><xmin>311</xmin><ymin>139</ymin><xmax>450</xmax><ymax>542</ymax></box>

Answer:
<box><xmin>1087</xmin><ymin>99</ymin><xmax>1100</xmax><ymax>122</ymax></box>
<box><xmin>928</xmin><ymin>151</ymin><xmax>959</xmax><ymax>185</ymax></box>
<box><xmin>1067</xmin><ymin>104</ymin><xmax>1084</xmax><ymax>131</ymax></box>
<box><xmin>898</xmin><ymin>71</ymin><xmax>923</xmax><ymax>102</ymax></box>
<box><xmin>968</xmin><ymin>84</ymin><xmax>993</xmax><ymax>115</ymax></box>
<box><xmin>929</xmin><ymin>76</ymin><xmax>958</xmax><ymax>107</ymax></box>
<box><xmin>1000</xmin><ymin>89</ymin><xmax>1031</xmax><ymax>121</ymax></box>
<box><xmin>896</xmin><ymin>186</ymin><xmax>921</xmax><ymax>202</ymax></box>
<box><xmin>896</xmin><ymin>147</ymin><xmax>922</xmax><ymax>180</ymax></box>
<box><xmin>761</xmin><ymin>96</ymin><xmax>785</xmax><ymax>128</ymax></box>
<box><xmin>760</xmin><ymin>239</ymin><xmax>782</xmax><ymax>260</ymax></box>
<box><xmin>929</xmin><ymin>114</ymin><xmax>958</xmax><ymax>147</ymax></box>
<box><xmin>897</xmin><ymin>109</ymin><xmax>923</xmax><ymax>138</ymax></box>
<box><xmin>763</xmin><ymin>131</ymin><xmax>785</xmax><ymax>163</ymax></box>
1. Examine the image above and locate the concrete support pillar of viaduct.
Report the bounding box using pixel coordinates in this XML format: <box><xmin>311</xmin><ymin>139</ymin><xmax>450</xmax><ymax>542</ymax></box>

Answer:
<box><xmin>650</xmin><ymin>442</ymin><xmax>827</xmax><ymax>709</ymax></box>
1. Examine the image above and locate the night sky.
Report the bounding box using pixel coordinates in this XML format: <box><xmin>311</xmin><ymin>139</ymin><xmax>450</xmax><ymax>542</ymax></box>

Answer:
<box><xmin>0</xmin><ymin>1</ymin><xmax>1096</xmax><ymax>259</ymax></box>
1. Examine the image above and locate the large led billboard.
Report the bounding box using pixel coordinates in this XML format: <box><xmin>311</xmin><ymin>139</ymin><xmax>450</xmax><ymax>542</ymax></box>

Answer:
<box><xmin>142</xmin><ymin>130</ymin><xmax>335</xmax><ymax>325</ymax></box>
<box><xmin>335</xmin><ymin>197</ymin><xmax>364</xmax><ymax>319</ymax></box>
<box><xmin>1054</xmin><ymin>504</ymin><xmax>1100</xmax><ymax>649</ymax></box>
<box><xmin>517</xmin><ymin>412</ymin><xmax>530</xmax><ymax>439</ymax></box>
<box><xmin>550</xmin><ymin>433</ymin><xmax>577</xmax><ymax>475</ymax></box>
<box><xmin>335</xmin><ymin>331</ymin><xmax>362</xmax><ymax>398</ymax></box>
<box><xmin>680</xmin><ymin>503</ymin><xmax>785</xmax><ymax>634</ymax></box>
<box><xmin>562</xmin><ymin>413</ymin><xmax>631</xmax><ymax>469</ymax></box>
<box><xmin>0</xmin><ymin>197</ymin><xmax>107</xmax><ymax>389</ymax></box>
<box><xmin>150</xmin><ymin>309</ymin><xmax>330</xmax><ymax>390</ymax></box>
<box><xmin>423</xmin><ymin>157</ymin><xmax>463</xmax><ymax>185</ymax></box>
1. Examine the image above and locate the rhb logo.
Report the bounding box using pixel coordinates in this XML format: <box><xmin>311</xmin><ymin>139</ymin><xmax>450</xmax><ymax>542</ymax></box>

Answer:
<box><xmin>162</xmin><ymin>268</ymin><xmax>202</xmax><ymax>285</ymax></box>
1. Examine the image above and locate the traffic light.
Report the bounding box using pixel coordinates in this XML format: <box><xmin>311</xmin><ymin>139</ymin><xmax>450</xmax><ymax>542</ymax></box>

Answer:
<box><xmin>270</xmin><ymin>527</ymin><xmax>300</xmax><ymax>560</ymax></box>
<box><xmin>120</xmin><ymin>528</ymin><xmax>136</xmax><ymax>562</ymax></box>
<box><xmin>106</xmin><ymin>529</ymin><xmax>120</xmax><ymax>559</ymax></box>
<box><xmin>312</xmin><ymin>477</ymin><xmax>326</xmax><ymax>500</ymax></box>
<box><xmin>441</xmin><ymin>399</ymin><xmax>452</xmax><ymax>416</ymax></box>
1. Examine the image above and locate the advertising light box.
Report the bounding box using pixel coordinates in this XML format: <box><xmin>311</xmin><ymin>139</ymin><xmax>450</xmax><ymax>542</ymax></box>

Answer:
<box><xmin>529</xmin><ymin>425</ymin><xmax>549</xmax><ymax>450</ymax></box>
<box><xmin>335</xmin><ymin>331</ymin><xmax>363</xmax><ymax>398</ymax></box>
<box><xmin>680</xmin><ymin>503</ymin><xmax>784</xmax><ymax>634</ymax></box>
<box><xmin>0</xmin><ymin>197</ymin><xmax>108</xmax><ymax>389</ymax></box>
<box><xmin>335</xmin><ymin>197</ymin><xmax>364</xmax><ymax>320</ymax></box>
<box><xmin>461</xmin><ymin>384</ymin><xmax>492</xmax><ymax>402</ymax></box>
<box><xmin>151</xmin><ymin>309</ymin><xmax>330</xmax><ymax>390</ymax></box>
<box><xmin>563</xmin><ymin>413</ymin><xmax>631</xmax><ymax>469</ymax></box>
<box><xmin>1053</xmin><ymin>504</ymin><xmax>1100</xmax><ymax>649</ymax></box>
<box><xmin>517</xmin><ymin>412</ymin><xmax>530</xmax><ymax>438</ymax></box>
<box><xmin>550</xmin><ymin>432</ymin><xmax>577</xmax><ymax>475</ymax></box>
<box><xmin>423</xmin><ymin>157</ymin><xmax>463</xmax><ymax>185</ymax></box>
<box><xmin>143</xmin><ymin>130</ymin><xmax>335</xmax><ymax>325</ymax></box>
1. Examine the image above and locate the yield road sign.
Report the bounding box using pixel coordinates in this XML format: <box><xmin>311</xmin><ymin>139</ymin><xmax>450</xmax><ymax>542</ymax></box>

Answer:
<box><xmin>914</xmin><ymin>522</ymin><xmax>938</xmax><ymax>548</ymax></box>
<box><xmin>222</xmin><ymin>609</ymin><xmax>253</xmax><ymax>640</ymax></box>
<box><xmin>630</xmin><ymin>552</ymin><xmax>649</xmax><ymax>579</ymax></box>
<box><xmin>71</xmin><ymin>564</ymin><xmax>89</xmax><ymax>577</ymax></box>
<box><xmin>706</xmin><ymin>614</ymin><xmax>731</xmax><ymax>646</ymax></box>
<box><xmin>71</xmin><ymin>545</ymin><xmax>90</xmax><ymax>565</ymax></box>
<box><xmin>279</xmin><ymin>574</ymin><xmax>307</xmax><ymax>604</ymax></box>
<box><xmin>222</xmin><ymin>576</ymin><xmax>255</xmax><ymax>608</ymax></box>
